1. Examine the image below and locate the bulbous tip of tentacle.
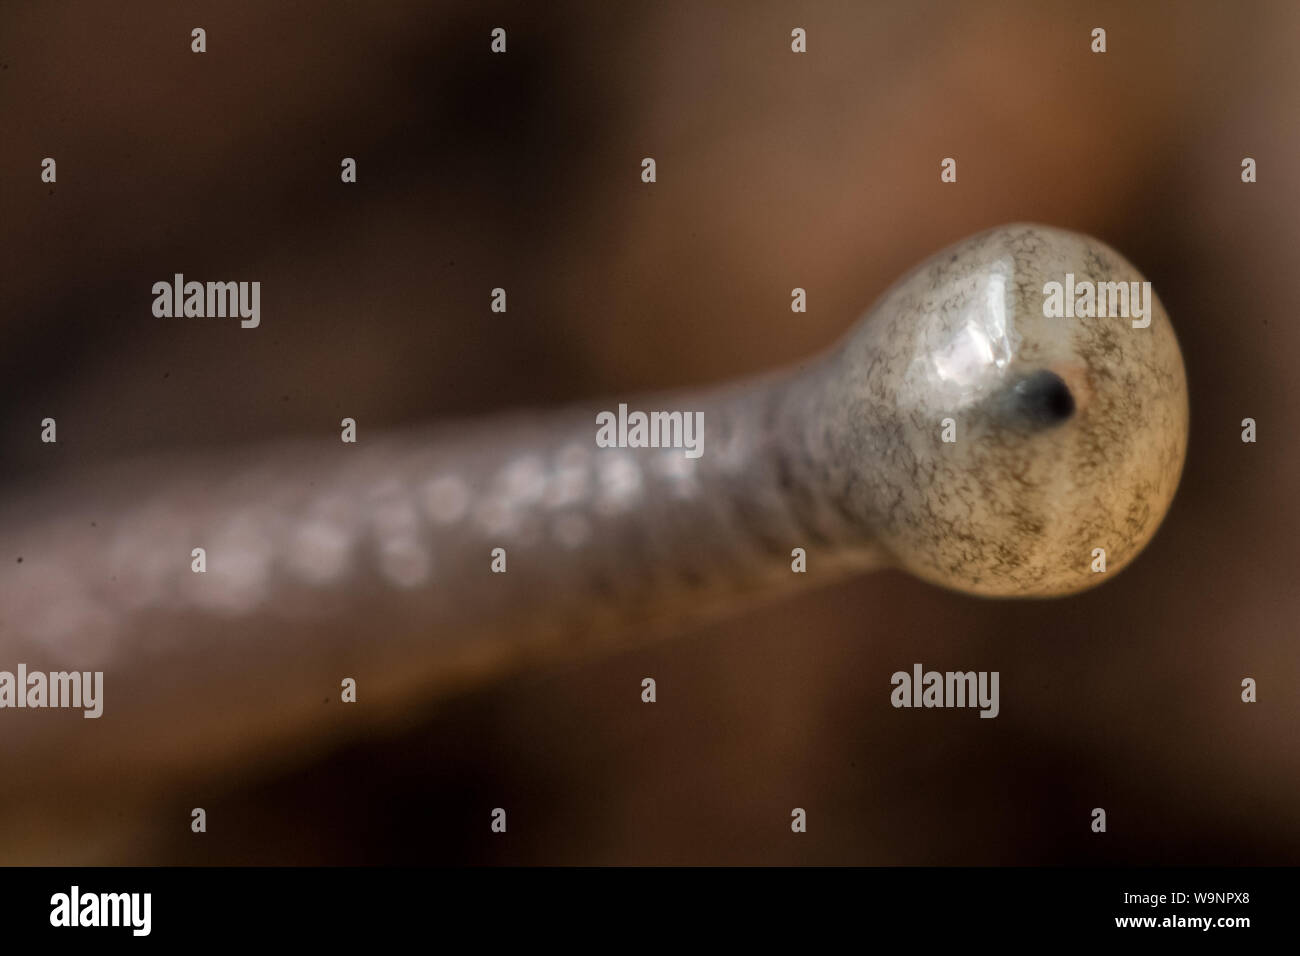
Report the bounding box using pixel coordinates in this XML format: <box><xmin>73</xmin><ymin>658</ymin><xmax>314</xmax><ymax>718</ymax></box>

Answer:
<box><xmin>833</xmin><ymin>223</ymin><xmax>1188</xmax><ymax>598</ymax></box>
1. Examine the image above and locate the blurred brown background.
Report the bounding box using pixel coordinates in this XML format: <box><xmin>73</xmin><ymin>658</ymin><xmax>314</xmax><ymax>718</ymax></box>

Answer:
<box><xmin>1</xmin><ymin>0</ymin><xmax>1296</xmax><ymax>863</ymax></box>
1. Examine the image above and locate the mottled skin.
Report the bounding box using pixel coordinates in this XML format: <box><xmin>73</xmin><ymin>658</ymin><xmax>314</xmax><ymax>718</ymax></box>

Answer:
<box><xmin>0</xmin><ymin>224</ymin><xmax>1187</xmax><ymax>860</ymax></box>
<box><xmin>803</xmin><ymin>223</ymin><xmax>1189</xmax><ymax>595</ymax></box>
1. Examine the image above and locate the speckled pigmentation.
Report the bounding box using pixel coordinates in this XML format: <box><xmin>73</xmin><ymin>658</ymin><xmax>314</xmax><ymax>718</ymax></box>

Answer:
<box><xmin>795</xmin><ymin>223</ymin><xmax>1188</xmax><ymax>596</ymax></box>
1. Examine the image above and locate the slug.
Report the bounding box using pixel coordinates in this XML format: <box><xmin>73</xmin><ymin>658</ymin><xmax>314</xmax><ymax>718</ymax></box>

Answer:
<box><xmin>0</xmin><ymin>223</ymin><xmax>1188</xmax><ymax>860</ymax></box>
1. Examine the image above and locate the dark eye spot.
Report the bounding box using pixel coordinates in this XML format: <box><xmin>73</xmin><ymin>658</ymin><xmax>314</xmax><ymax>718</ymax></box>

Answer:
<box><xmin>1014</xmin><ymin>370</ymin><xmax>1075</xmax><ymax>426</ymax></box>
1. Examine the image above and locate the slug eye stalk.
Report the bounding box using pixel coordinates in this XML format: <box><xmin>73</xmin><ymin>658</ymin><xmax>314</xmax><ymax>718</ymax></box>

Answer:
<box><xmin>0</xmin><ymin>225</ymin><xmax>1187</xmax><ymax>860</ymax></box>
